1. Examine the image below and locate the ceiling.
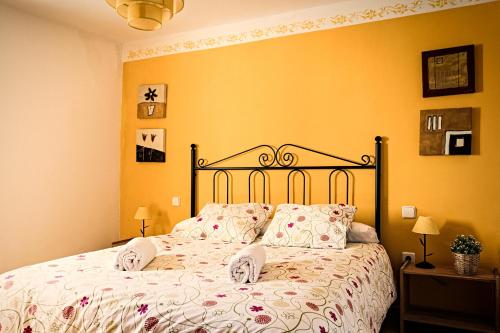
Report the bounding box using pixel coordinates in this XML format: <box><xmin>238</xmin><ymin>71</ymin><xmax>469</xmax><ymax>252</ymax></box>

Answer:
<box><xmin>0</xmin><ymin>0</ymin><xmax>348</xmax><ymax>43</ymax></box>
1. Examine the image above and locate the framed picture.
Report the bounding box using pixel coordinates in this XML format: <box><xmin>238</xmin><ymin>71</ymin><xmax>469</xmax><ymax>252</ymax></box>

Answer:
<box><xmin>422</xmin><ymin>45</ymin><xmax>475</xmax><ymax>97</ymax></box>
<box><xmin>419</xmin><ymin>108</ymin><xmax>472</xmax><ymax>156</ymax></box>
<box><xmin>137</xmin><ymin>84</ymin><xmax>167</xmax><ymax>119</ymax></box>
<box><xmin>136</xmin><ymin>128</ymin><xmax>165</xmax><ymax>162</ymax></box>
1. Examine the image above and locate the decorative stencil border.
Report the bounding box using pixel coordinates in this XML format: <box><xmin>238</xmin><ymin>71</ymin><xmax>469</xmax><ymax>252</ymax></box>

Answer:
<box><xmin>122</xmin><ymin>0</ymin><xmax>494</xmax><ymax>62</ymax></box>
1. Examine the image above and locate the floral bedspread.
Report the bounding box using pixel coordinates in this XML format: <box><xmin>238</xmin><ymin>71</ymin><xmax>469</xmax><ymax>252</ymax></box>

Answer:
<box><xmin>0</xmin><ymin>235</ymin><xmax>396</xmax><ymax>333</ymax></box>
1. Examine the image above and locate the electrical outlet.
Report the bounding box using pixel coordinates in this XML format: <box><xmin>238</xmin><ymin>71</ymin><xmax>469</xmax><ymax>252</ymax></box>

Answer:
<box><xmin>402</xmin><ymin>251</ymin><xmax>415</xmax><ymax>264</ymax></box>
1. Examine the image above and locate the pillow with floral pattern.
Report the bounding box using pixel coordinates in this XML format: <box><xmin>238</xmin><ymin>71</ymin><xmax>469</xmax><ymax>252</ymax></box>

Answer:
<box><xmin>171</xmin><ymin>203</ymin><xmax>273</xmax><ymax>243</ymax></box>
<box><xmin>199</xmin><ymin>203</ymin><xmax>274</xmax><ymax>234</ymax></box>
<box><xmin>261</xmin><ymin>204</ymin><xmax>357</xmax><ymax>249</ymax></box>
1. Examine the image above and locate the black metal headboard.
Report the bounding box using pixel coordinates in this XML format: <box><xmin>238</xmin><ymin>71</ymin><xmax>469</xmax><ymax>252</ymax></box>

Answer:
<box><xmin>190</xmin><ymin>136</ymin><xmax>383</xmax><ymax>239</ymax></box>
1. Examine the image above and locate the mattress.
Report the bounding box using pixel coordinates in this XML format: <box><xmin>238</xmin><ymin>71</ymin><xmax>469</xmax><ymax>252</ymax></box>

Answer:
<box><xmin>0</xmin><ymin>235</ymin><xmax>396</xmax><ymax>332</ymax></box>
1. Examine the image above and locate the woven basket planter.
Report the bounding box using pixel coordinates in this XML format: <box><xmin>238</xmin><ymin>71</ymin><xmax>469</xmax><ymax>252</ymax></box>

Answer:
<box><xmin>453</xmin><ymin>252</ymin><xmax>480</xmax><ymax>275</ymax></box>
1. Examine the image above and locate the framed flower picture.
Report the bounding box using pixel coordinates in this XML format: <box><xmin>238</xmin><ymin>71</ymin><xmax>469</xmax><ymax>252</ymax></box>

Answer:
<box><xmin>137</xmin><ymin>84</ymin><xmax>167</xmax><ymax>118</ymax></box>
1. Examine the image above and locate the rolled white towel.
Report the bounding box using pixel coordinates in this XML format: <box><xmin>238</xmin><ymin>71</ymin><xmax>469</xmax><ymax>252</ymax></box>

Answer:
<box><xmin>114</xmin><ymin>237</ymin><xmax>156</xmax><ymax>271</ymax></box>
<box><xmin>228</xmin><ymin>244</ymin><xmax>266</xmax><ymax>283</ymax></box>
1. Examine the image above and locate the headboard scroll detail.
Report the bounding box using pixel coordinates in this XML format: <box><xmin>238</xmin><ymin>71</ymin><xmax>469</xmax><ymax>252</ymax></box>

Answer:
<box><xmin>196</xmin><ymin>143</ymin><xmax>373</xmax><ymax>169</ymax></box>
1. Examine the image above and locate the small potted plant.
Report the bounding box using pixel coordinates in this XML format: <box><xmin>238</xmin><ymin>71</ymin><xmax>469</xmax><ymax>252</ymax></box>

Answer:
<box><xmin>450</xmin><ymin>235</ymin><xmax>482</xmax><ymax>275</ymax></box>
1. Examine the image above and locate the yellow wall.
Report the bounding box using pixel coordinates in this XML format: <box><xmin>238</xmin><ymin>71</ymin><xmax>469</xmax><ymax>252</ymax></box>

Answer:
<box><xmin>121</xmin><ymin>2</ymin><xmax>500</xmax><ymax>268</ymax></box>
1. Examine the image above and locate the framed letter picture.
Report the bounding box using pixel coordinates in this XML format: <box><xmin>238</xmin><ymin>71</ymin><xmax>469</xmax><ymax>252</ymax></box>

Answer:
<box><xmin>137</xmin><ymin>84</ymin><xmax>167</xmax><ymax>118</ymax></box>
<box><xmin>422</xmin><ymin>45</ymin><xmax>475</xmax><ymax>97</ymax></box>
<box><xmin>136</xmin><ymin>128</ymin><xmax>165</xmax><ymax>162</ymax></box>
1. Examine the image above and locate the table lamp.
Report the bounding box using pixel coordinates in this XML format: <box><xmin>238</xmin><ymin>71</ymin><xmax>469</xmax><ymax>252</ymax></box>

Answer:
<box><xmin>134</xmin><ymin>206</ymin><xmax>152</xmax><ymax>237</ymax></box>
<box><xmin>412</xmin><ymin>216</ymin><xmax>440</xmax><ymax>269</ymax></box>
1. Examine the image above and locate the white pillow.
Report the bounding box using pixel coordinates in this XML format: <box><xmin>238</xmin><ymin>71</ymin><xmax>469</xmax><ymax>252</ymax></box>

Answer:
<box><xmin>347</xmin><ymin>222</ymin><xmax>379</xmax><ymax>243</ymax></box>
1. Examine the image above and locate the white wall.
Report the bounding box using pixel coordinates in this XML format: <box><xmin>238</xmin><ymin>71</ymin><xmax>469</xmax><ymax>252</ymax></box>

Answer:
<box><xmin>0</xmin><ymin>4</ymin><xmax>121</xmax><ymax>273</ymax></box>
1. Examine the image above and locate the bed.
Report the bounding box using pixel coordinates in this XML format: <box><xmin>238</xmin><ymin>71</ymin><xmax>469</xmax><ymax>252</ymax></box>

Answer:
<box><xmin>0</xmin><ymin>137</ymin><xmax>396</xmax><ymax>333</ymax></box>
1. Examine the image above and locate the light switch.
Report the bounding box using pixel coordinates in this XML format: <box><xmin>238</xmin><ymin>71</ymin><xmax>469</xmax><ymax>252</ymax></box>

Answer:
<box><xmin>172</xmin><ymin>196</ymin><xmax>181</xmax><ymax>207</ymax></box>
<box><xmin>402</xmin><ymin>206</ymin><xmax>416</xmax><ymax>219</ymax></box>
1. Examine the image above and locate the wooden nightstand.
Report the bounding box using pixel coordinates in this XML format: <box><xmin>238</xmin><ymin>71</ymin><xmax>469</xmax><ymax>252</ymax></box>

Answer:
<box><xmin>111</xmin><ymin>238</ymin><xmax>133</xmax><ymax>247</ymax></box>
<box><xmin>400</xmin><ymin>261</ymin><xmax>499</xmax><ymax>333</ymax></box>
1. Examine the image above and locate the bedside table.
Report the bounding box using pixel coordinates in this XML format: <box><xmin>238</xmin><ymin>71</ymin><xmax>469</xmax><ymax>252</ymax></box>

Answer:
<box><xmin>400</xmin><ymin>261</ymin><xmax>499</xmax><ymax>333</ymax></box>
<box><xmin>111</xmin><ymin>238</ymin><xmax>133</xmax><ymax>247</ymax></box>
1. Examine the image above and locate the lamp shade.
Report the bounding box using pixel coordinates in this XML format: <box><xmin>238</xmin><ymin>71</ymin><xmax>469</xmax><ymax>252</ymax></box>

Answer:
<box><xmin>167</xmin><ymin>0</ymin><xmax>184</xmax><ymax>14</ymax></box>
<box><xmin>412</xmin><ymin>216</ymin><xmax>439</xmax><ymax>235</ymax></box>
<box><xmin>105</xmin><ymin>0</ymin><xmax>184</xmax><ymax>31</ymax></box>
<box><xmin>134</xmin><ymin>206</ymin><xmax>152</xmax><ymax>220</ymax></box>
<box><xmin>127</xmin><ymin>2</ymin><xmax>166</xmax><ymax>31</ymax></box>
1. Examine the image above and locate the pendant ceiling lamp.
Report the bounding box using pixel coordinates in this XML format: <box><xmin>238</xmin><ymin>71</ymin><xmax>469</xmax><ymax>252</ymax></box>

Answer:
<box><xmin>105</xmin><ymin>0</ymin><xmax>184</xmax><ymax>31</ymax></box>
